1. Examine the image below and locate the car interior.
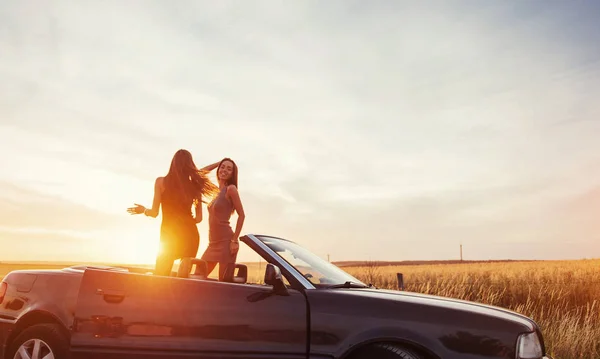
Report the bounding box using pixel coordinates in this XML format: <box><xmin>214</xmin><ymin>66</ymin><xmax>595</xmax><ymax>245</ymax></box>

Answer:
<box><xmin>174</xmin><ymin>256</ymin><xmax>292</xmax><ymax>295</ymax></box>
<box><xmin>175</xmin><ymin>257</ymin><xmax>248</xmax><ymax>284</ymax></box>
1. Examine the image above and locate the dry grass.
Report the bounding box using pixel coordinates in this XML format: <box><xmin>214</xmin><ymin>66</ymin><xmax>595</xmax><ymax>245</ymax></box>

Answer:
<box><xmin>342</xmin><ymin>259</ymin><xmax>600</xmax><ymax>359</ymax></box>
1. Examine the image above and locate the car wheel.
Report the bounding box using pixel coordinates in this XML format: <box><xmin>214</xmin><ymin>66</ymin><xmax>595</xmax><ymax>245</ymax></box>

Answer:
<box><xmin>350</xmin><ymin>343</ymin><xmax>424</xmax><ymax>359</ymax></box>
<box><xmin>7</xmin><ymin>323</ymin><xmax>70</xmax><ymax>359</ymax></box>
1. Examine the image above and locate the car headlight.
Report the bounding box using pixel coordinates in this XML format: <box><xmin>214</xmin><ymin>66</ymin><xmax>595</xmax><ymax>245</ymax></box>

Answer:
<box><xmin>517</xmin><ymin>332</ymin><xmax>543</xmax><ymax>359</ymax></box>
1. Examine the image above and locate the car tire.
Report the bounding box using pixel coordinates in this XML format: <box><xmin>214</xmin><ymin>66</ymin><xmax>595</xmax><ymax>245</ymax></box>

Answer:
<box><xmin>350</xmin><ymin>342</ymin><xmax>424</xmax><ymax>359</ymax></box>
<box><xmin>6</xmin><ymin>323</ymin><xmax>70</xmax><ymax>359</ymax></box>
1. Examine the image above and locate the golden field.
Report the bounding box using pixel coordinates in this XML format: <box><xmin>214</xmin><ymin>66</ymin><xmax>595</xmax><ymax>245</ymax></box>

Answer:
<box><xmin>1</xmin><ymin>259</ymin><xmax>598</xmax><ymax>358</ymax></box>
<box><xmin>341</xmin><ymin>259</ymin><xmax>600</xmax><ymax>359</ymax></box>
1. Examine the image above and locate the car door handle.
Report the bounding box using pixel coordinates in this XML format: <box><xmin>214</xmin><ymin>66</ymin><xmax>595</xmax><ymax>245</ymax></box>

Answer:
<box><xmin>96</xmin><ymin>289</ymin><xmax>125</xmax><ymax>303</ymax></box>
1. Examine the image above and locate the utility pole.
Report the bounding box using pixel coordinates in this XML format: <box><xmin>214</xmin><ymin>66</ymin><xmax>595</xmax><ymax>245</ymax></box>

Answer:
<box><xmin>327</xmin><ymin>254</ymin><xmax>330</xmax><ymax>262</ymax></box>
<box><xmin>460</xmin><ymin>244</ymin><xmax>463</xmax><ymax>261</ymax></box>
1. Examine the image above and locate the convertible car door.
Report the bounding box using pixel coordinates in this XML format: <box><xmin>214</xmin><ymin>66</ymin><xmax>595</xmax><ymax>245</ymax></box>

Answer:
<box><xmin>70</xmin><ymin>268</ymin><xmax>308</xmax><ymax>359</ymax></box>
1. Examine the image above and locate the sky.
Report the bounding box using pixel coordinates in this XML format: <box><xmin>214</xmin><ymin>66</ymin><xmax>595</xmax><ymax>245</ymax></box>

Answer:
<box><xmin>1</xmin><ymin>1</ymin><xmax>600</xmax><ymax>265</ymax></box>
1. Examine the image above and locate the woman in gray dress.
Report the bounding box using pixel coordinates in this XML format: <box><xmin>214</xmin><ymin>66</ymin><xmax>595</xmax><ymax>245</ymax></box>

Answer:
<box><xmin>200</xmin><ymin>157</ymin><xmax>246</xmax><ymax>281</ymax></box>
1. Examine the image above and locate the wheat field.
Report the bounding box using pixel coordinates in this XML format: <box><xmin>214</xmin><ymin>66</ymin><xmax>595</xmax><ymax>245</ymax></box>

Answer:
<box><xmin>342</xmin><ymin>259</ymin><xmax>600</xmax><ymax>359</ymax></box>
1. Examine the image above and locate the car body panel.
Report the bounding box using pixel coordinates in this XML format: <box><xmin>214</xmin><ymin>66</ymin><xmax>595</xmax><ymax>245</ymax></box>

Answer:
<box><xmin>0</xmin><ymin>320</ymin><xmax>14</xmax><ymax>359</ymax></box>
<box><xmin>306</xmin><ymin>289</ymin><xmax>533</xmax><ymax>359</ymax></box>
<box><xmin>0</xmin><ymin>268</ymin><xmax>85</xmax><ymax>359</ymax></box>
<box><xmin>1</xmin><ymin>269</ymin><xmax>83</xmax><ymax>327</ymax></box>
<box><xmin>70</xmin><ymin>268</ymin><xmax>308</xmax><ymax>359</ymax></box>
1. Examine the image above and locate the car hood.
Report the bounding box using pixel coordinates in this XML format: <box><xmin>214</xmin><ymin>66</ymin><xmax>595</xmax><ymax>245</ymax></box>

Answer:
<box><xmin>331</xmin><ymin>287</ymin><xmax>536</xmax><ymax>331</ymax></box>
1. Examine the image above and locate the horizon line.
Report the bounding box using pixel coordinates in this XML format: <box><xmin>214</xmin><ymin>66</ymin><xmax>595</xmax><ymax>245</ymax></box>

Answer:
<box><xmin>1</xmin><ymin>257</ymin><xmax>597</xmax><ymax>267</ymax></box>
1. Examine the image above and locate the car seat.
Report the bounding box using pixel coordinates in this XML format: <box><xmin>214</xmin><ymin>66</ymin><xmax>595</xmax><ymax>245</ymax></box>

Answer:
<box><xmin>177</xmin><ymin>257</ymin><xmax>208</xmax><ymax>280</ymax></box>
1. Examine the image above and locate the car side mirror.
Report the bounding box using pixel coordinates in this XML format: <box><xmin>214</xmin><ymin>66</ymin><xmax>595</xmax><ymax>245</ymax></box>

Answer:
<box><xmin>264</xmin><ymin>264</ymin><xmax>289</xmax><ymax>296</ymax></box>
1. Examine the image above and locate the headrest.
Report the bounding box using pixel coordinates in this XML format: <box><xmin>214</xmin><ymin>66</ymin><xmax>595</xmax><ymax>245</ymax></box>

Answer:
<box><xmin>177</xmin><ymin>258</ymin><xmax>209</xmax><ymax>278</ymax></box>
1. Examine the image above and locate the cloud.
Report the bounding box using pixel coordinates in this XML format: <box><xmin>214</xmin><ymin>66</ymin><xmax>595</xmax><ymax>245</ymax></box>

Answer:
<box><xmin>240</xmin><ymin>175</ymin><xmax>600</xmax><ymax>261</ymax></box>
<box><xmin>1</xmin><ymin>1</ymin><xmax>600</xmax><ymax>262</ymax></box>
<box><xmin>0</xmin><ymin>229</ymin><xmax>86</xmax><ymax>261</ymax></box>
<box><xmin>0</xmin><ymin>181</ymin><xmax>130</xmax><ymax>231</ymax></box>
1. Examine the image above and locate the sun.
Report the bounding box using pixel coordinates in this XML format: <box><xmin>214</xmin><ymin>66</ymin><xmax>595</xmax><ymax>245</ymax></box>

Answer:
<box><xmin>116</xmin><ymin>225</ymin><xmax>161</xmax><ymax>265</ymax></box>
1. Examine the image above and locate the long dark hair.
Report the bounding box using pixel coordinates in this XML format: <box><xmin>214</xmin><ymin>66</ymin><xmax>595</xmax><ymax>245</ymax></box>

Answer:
<box><xmin>164</xmin><ymin>149</ymin><xmax>219</xmax><ymax>206</ymax></box>
<box><xmin>217</xmin><ymin>158</ymin><xmax>239</xmax><ymax>215</ymax></box>
<box><xmin>217</xmin><ymin>157</ymin><xmax>238</xmax><ymax>189</ymax></box>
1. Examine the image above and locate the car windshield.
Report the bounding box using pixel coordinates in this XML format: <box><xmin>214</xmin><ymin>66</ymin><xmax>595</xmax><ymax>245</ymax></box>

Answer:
<box><xmin>257</xmin><ymin>235</ymin><xmax>367</xmax><ymax>288</ymax></box>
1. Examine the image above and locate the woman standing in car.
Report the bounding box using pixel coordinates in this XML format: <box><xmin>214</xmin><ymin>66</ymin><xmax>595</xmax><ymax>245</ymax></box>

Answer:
<box><xmin>127</xmin><ymin>149</ymin><xmax>219</xmax><ymax>276</ymax></box>
<box><xmin>200</xmin><ymin>157</ymin><xmax>245</xmax><ymax>281</ymax></box>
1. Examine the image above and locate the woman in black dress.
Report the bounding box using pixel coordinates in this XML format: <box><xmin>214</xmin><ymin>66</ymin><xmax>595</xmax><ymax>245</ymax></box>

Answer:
<box><xmin>127</xmin><ymin>149</ymin><xmax>219</xmax><ymax>276</ymax></box>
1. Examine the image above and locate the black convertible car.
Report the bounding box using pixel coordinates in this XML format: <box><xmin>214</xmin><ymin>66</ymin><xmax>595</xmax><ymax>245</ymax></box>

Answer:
<box><xmin>0</xmin><ymin>233</ymin><xmax>550</xmax><ymax>359</ymax></box>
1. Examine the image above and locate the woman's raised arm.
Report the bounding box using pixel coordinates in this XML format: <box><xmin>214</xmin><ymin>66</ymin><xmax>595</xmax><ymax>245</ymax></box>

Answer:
<box><xmin>199</xmin><ymin>161</ymin><xmax>220</xmax><ymax>173</ymax></box>
<box><xmin>127</xmin><ymin>177</ymin><xmax>163</xmax><ymax>218</ymax></box>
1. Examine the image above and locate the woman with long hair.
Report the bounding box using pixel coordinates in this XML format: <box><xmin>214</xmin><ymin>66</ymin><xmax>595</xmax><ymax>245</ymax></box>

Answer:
<box><xmin>200</xmin><ymin>157</ymin><xmax>245</xmax><ymax>281</ymax></box>
<box><xmin>127</xmin><ymin>149</ymin><xmax>219</xmax><ymax>276</ymax></box>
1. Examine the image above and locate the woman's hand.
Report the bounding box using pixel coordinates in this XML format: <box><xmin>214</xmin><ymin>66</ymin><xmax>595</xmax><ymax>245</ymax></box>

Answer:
<box><xmin>230</xmin><ymin>239</ymin><xmax>240</xmax><ymax>254</ymax></box>
<box><xmin>127</xmin><ymin>203</ymin><xmax>146</xmax><ymax>215</ymax></box>
<box><xmin>200</xmin><ymin>161</ymin><xmax>220</xmax><ymax>173</ymax></box>
<box><xmin>127</xmin><ymin>177</ymin><xmax>163</xmax><ymax>218</ymax></box>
